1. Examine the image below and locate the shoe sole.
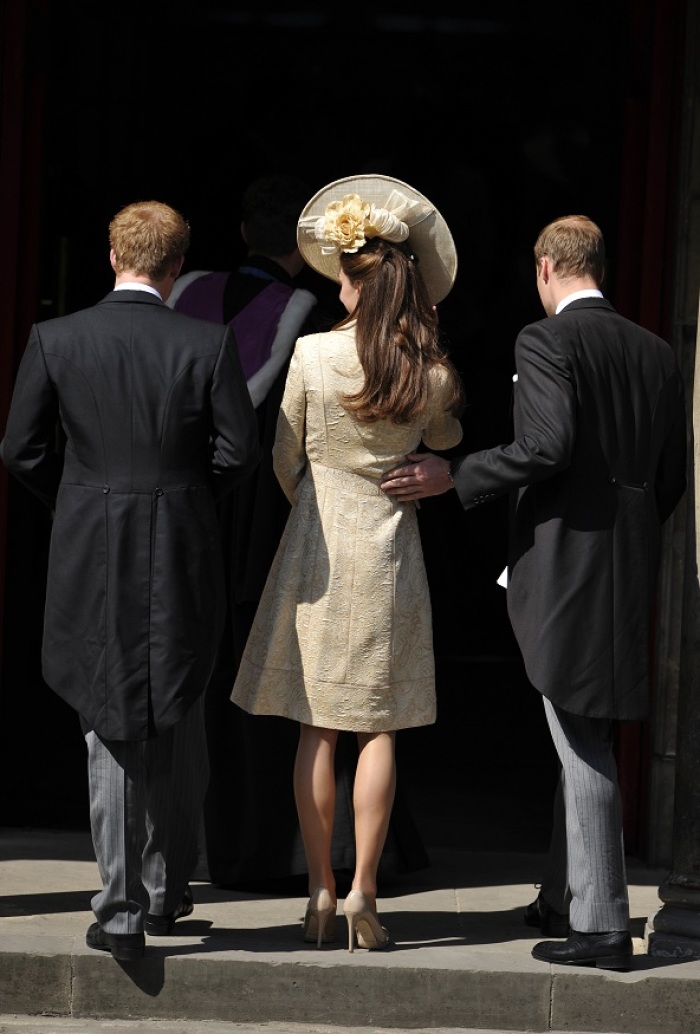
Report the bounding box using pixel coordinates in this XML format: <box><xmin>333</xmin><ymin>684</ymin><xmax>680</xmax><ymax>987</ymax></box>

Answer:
<box><xmin>87</xmin><ymin>937</ymin><xmax>144</xmax><ymax>961</ymax></box>
<box><xmin>594</xmin><ymin>954</ymin><xmax>633</xmax><ymax>971</ymax></box>
<box><xmin>531</xmin><ymin>946</ymin><xmax>632</xmax><ymax>971</ymax></box>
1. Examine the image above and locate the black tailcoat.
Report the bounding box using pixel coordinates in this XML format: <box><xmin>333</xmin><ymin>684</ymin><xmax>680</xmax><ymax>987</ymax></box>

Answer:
<box><xmin>453</xmin><ymin>298</ymin><xmax>687</xmax><ymax>719</ymax></box>
<box><xmin>1</xmin><ymin>290</ymin><xmax>261</xmax><ymax>739</ymax></box>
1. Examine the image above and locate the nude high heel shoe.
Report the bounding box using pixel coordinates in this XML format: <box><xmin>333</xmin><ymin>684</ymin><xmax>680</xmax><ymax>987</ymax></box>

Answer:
<box><xmin>302</xmin><ymin>887</ymin><xmax>336</xmax><ymax>948</ymax></box>
<box><xmin>343</xmin><ymin>889</ymin><xmax>390</xmax><ymax>952</ymax></box>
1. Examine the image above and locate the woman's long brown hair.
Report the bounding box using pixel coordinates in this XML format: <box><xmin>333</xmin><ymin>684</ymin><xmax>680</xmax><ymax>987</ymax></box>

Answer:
<box><xmin>334</xmin><ymin>237</ymin><xmax>463</xmax><ymax>424</ymax></box>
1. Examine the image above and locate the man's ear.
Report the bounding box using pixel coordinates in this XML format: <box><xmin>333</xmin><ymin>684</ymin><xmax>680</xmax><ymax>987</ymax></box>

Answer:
<box><xmin>538</xmin><ymin>256</ymin><xmax>551</xmax><ymax>284</ymax></box>
<box><xmin>109</xmin><ymin>248</ymin><xmax>119</xmax><ymax>273</ymax></box>
<box><xmin>171</xmin><ymin>255</ymin><xmax>185</xmax><ymax>279</ymax></box>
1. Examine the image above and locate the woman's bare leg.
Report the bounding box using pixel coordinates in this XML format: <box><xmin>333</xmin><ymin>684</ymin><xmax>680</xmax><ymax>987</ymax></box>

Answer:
<box><xmin>351</xmin><ymin>731</ymin><xmax>396</xmax><ymax>907</ymax></box>
<box><xmin>294</xmin><ymin>723</ymin><xmax>339</xmax><ymax>899</ymax></box>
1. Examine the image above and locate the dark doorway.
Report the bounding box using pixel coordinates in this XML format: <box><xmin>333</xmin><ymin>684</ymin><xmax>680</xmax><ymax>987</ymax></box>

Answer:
<box><xmin>0</xmin><ymin>1</ymin><xmax>661</xmax><ymax>859</ymax></box>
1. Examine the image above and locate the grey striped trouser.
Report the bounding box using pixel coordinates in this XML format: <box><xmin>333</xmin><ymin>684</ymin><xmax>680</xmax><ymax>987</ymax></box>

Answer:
<box><xmin>86</xmin><ymin>696</ymin><xmax>208</xmax><ymax>935</ymax></box>
<box><xmin>540</xmin><ymin>697</ymin><xmax>629</xmax><ymax>933</ymax></box>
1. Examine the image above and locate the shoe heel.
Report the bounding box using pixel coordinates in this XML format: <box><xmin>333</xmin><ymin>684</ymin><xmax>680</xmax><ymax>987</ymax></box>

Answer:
<box><xmin>302</xmin><ymin>888</ymin><xmax>336</xmax><ymax>949</ymax></box>
<box><xmin>315</xmin><ymin>902</ymin><xmax>333</xmax><ymax>949</ymax></box>
<box><xmin>346</xmin><ymin>912</ymin><xmax>357</xmax><ymax>953</ymax></box>
<box><xmin>342</xmin><ymin>889</ymin><xmax>389</xmax><ymax>952</ymax></box>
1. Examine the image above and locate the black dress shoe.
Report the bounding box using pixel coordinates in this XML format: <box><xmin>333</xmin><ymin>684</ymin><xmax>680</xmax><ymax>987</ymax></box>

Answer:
<box><xmin>145</xmin><ymin>885</ymin><xmax>194</xmax><ymax>935</ymax></box>
<box><xmin>531</xmin><ymin>930</ymin><xmax>633</xmax><ymax>970</ymax></box>
<box><xmin>524</xmin><ymin>892</ymin><xmax>570</xmax><ymax>937</ymax></box>
<box><xmin>86</xmin><ymin>922</ymin><xmax>145</xmax><ymax>960</ymax></box>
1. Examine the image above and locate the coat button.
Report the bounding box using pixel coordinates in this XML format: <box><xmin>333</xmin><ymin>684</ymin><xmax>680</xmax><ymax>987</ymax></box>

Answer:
<box><xmin>102</xmin><ymin>486</ymin><xmax>110</xmax><ymax>494</ymax></box>
<box><xmin>155</xmin><ymin>488</ymin><xmax>163</xmax><ymax>497</ymax></box>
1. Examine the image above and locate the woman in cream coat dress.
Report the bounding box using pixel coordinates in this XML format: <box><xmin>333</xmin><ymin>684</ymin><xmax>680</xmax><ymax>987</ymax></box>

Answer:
<box><xmin>232</xmin><ymin>175</ymin><xmax>463</xmax><ymax>952</ymax></box>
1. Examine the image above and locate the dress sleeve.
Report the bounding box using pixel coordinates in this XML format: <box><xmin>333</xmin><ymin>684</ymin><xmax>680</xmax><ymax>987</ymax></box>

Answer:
<box><xmin>421</xmin><ymin>366</ymin><xmax>464</xmax><ymax>451</ymax></box>
<box><xmin>272</xmin><ymin>339</ymin><xmax>308</xmax><ymax>504</ymax></box>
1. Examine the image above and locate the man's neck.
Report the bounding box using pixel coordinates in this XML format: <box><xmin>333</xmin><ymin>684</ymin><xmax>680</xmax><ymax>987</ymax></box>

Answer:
<box><xmin>552</xmin><ymin>275</ymin><xmax>598</xmax><ymax>305</ymax></box>
<box><xmin>555</xmin><ymin>286</ymin><xmax>604</xmax><ymax>314</ymax></box>
<box><xmin>111</xmin><ymin>253</ymin><xmax>183</xmax><ymax>302</ymax></box>
<box><xmin>114</xmin><ymin>272</ymin><xmax>169</xmax><ymax>301</ymax></box>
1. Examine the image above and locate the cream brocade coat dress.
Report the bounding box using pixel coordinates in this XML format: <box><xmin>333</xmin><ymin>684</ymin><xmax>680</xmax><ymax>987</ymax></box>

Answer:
<box><xmin>231</xmin><ymin>324</ymin><xmax>463</xmax><ymax>732</ymax></box>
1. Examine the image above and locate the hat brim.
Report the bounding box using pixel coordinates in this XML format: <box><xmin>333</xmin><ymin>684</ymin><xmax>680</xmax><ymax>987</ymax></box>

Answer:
<box><xmin>297</xmin><ymin>174</ymin><xmax>457</xmax><ymax>305</ymax></box>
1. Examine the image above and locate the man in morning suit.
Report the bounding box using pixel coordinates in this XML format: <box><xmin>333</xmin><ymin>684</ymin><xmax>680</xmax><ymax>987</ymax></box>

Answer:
<box><xmin>379</xmin><ymin>215</ymin><xmax>687</xmax><ymax>970</ymax></box>
<box><xmin>0</xmin><ymin>201</ymin><xmax>261</xmax><ymax>959</ymax></box>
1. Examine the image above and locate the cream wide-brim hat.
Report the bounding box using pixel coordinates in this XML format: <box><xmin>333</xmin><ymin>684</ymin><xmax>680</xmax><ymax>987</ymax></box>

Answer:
<box><xmin>297</xmin><ymin>174</ymin><xmax>458</xmax><ymax>305</ymax></box>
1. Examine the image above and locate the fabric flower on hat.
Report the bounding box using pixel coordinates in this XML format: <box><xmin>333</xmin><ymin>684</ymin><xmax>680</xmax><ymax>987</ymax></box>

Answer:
<box><xmin>297</xmin><ymin>174</ymin><xmax>457</xmax><ymax>304</ymax></box>
<box><xmin>322</xmin><ymin>194</ymin><xmax>371</xmax><ymax>254</ymax></box>
<box><xmin>316</xmin><ymin>193</ymin><xmax>412</xmax><ymax>256</ymax></box>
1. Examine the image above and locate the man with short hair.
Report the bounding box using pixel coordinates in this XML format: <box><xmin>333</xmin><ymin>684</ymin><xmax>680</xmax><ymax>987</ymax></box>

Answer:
<box><xmin>1</xmin><ymin>200</ymin><xmax>261</xmax><ymax>959</ymax></box>
<box><xmin>380</xmin><ymin>214</ymin><xmax>687</xmax><ymax>971</ymax></box>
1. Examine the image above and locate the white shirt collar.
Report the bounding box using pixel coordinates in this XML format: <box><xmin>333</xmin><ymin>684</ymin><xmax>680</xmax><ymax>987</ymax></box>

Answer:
<box><xmin>556</xmin><ymin>289</ymin><xmax>603</xmax><ymax>314</ymax></box>
<box><xmin>114</xmin><ymin>282</ymin><xmax>162</xmax><ymax>300</ymax></box>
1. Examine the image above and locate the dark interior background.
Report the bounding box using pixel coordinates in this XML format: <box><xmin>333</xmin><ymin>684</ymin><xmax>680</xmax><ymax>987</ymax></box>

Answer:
<box><xmin>0</xmin><ymin>0</ymin><xmax>663</xmax><ymax>859</ymax></box>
